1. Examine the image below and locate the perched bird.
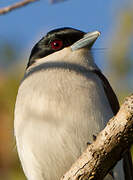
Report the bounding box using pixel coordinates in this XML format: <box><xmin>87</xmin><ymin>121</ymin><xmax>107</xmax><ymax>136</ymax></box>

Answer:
<box><xmin>14</xmin><ymin>27</ymin><xmax>133</xmax><ymax>180</ymax></box>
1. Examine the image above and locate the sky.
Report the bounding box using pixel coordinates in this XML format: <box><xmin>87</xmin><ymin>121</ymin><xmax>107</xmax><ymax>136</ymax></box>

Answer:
<box><xmin>0</xmin><ymin>0</ymin><xmax>132</xmax><ymax>69</ymax></box>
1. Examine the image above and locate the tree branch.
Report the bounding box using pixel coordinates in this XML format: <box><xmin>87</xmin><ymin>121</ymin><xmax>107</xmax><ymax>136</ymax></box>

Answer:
<box><xmin>0</xmin><ymin>0</ymin><xmax>39</xmax><ymax>15</ymax></box>
<box><xmin>61</xmin><ymin>94</ymin><xmax>133</xmax><ymax>180</ymax></box>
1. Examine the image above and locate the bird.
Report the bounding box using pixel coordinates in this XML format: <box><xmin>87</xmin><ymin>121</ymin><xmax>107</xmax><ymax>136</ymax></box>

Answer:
<box><xmin>14</xmin><ymin>27</ymin><xmax>133</xmax><ymax>180</ymax></box>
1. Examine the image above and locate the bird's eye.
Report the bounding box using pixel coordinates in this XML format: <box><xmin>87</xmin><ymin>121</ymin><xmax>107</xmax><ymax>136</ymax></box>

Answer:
<box><xmin>51</xmin><ymin>40</ymin><xmax>63</xmax><ymax>50</ymax></box>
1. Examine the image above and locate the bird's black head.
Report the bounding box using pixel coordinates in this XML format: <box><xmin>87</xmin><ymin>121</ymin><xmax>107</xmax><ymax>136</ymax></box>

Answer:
<box><xmin>27</xmin><ymin>27</ymin><xmax>85</xmax><ymax>68</ymax></box>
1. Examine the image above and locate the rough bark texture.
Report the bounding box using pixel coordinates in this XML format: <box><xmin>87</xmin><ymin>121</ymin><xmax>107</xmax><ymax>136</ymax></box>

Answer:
<box><xmin>61</xmin><ymin>94</ymin><xmax>133</xmax><ymax>180</ymax></box>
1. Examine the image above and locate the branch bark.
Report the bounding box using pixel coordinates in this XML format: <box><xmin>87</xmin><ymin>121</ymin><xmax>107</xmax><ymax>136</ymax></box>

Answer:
<box><xmin>61</xmin><ymin>94</ymin><xmax>133</xmax><ymax>180</ymax></box>
<box><xmin>0</xmin><ymin>0</ymin><xmax>39</xmax><ymax>15</ymax></box>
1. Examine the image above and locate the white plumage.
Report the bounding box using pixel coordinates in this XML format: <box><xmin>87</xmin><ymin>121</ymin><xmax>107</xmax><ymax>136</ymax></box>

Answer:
<box><xmin>14</xmin><ymin>47</ymin><xmax>124</xmax><ymax>180</ymax></box>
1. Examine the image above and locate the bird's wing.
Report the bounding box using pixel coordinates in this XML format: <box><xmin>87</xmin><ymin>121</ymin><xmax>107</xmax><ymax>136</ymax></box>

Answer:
<box><xmin>93</xmin><ymin>70</ymin><xmax>119</xmax><ymax>114</ymax></box>
<box><xmin>93</xmin><ymin>70</ymin><xmax>133</xmax><ymax>180</ymax></box>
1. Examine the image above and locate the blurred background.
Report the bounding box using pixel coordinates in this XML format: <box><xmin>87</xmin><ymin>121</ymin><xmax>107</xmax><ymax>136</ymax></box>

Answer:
<box><xmin>0</xmin><ymin>0</ymin><xmax>133</xmax><ymax>179</ymax></box>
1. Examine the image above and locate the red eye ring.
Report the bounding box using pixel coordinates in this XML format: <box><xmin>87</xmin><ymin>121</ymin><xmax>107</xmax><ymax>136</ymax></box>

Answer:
<box><xmin>51</xmin><ymin>40</ymin><xmax>63</xmax><ymax>50</ymax></box>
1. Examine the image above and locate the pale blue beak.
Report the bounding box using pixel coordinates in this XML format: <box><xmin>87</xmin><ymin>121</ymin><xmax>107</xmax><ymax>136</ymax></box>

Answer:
<box><xmin>71</xmin><ymin>31</ymin><xmax>100</xmax><ymax>51</ymax></box>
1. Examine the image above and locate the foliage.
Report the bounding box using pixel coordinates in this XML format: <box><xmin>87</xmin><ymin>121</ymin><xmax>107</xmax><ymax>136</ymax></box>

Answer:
<box><xmin>107</xmin><ymin>8</ymin><xmax>133</xmax><ymax>103</ymax></box>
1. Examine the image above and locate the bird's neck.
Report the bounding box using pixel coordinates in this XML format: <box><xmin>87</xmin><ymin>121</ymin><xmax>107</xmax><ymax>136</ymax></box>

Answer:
<box><xmin>27</xmin><ymin>48</ymin><xmax>99</xmax><ymax>72</ymax></box>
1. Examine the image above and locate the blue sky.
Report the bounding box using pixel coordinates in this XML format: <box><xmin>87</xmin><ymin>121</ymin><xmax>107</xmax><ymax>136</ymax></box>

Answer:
<box><xmin>0</xmin><ymin>0</ymin><xmax>132</xmax><ymax>68</ymax></box>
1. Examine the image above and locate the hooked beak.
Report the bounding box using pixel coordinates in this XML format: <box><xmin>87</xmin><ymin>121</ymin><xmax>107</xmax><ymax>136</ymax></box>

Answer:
<box><xmin>71</xmin><ymin>31</ymin><xmax>100</xmax><ymax>51</ymax></box>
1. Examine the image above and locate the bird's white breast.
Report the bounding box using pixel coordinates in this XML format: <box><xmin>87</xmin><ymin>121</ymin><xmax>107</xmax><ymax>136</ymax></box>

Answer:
<box><xmin>14</xmin><ymin>65</ymin><xmax>117</xmax><ymax>180</ymax></box>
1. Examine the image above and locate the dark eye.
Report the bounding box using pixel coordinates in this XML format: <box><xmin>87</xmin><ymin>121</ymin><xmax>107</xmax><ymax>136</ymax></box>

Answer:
<box><xmin>51</xmin><ymin>40</ymin><xmax>63</xmax><ymax>50</ymax></box>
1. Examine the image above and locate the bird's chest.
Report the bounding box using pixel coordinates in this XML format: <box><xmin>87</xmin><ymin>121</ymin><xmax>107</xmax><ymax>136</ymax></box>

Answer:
<box><xmin>15</xmin><ymin>69</ymin><xmax>113</xmax><ymax>141</ymax></box>
<box><xmin>16</xmin><ymin>69</ymin><xmax>112</xmax><ymax>127</ymax></box>
<box><xmin>15</xmin><ymin>69</ymin><xmax>113</xmax><ymax>180</ymax></box>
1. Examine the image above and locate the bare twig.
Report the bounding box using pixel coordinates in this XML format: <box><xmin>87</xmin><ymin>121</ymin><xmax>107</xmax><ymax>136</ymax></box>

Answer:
<box><xmin>0</xmin><ymin>0</ymin><xmax>39</xmax><ymax>15</ymax></box>
<box><xmin>61</xmin><ymin>94</ymin><xmax>133</xmax><ymax>180</ymax></box>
